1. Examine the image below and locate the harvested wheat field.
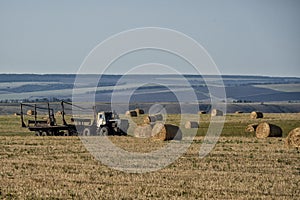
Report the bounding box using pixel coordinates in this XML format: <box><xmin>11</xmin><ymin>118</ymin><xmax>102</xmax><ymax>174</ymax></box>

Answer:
<box><xmin>1</xmin><ymin>136</ymin><xmax>299</xmax><ymax>199</ymax></box>
<box><xmin>0</xmin><ymin>113</ymin><xmax>299</xmax><ymax>199</ymax></box>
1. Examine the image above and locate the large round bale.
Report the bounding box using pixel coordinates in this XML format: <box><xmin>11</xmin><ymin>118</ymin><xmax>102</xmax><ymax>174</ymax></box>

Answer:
<box><xmin>13</xmin><ymin>113</ymin><xmax>20</xmax><ymax>116</ymax></box>
<box><xmin>135</xmin><ymin>108</ymin><xmax>145</xmax><ymax>115</ymax></box>
<box><xmin>211</xmin><ymin>109</ymin><xmax>223</xmax><ymax>116</ymax></box>
<box><xmin>245</xmin><ymin>123</ymin><xmax>258</xmax><ymax>133</ymax></box>
<box><xmin>134</xmin><ymin>125</ymin><xmax>152</xmax><ymax>138</ymax></box>
<box><xmin>125</xmin><ymin>110</ymin><xmax>138</xmax><ymax>117</ymax></box>
<box><xmin>250</xmin><ymin>111</ymin><xmax>263</xmax><ymax>119</ymax></box>
<box><xmin>235</xmin><ymin>111</ymin><xmax>243</xmax><ymax>114</ymax></box>
<box><xmin>185</xmin><ymin>121</ymin><xmax>199</xmax><ymax>129</ymax></box>
<box><xmin>27</xmin><ymin>110</ymin><xmax>36</xmax><ymax>115</ymax></box>
<box><xmin>154</xmin><ymin>114</ymin><xmax>163</xmax><ymax>121</ymax></box>
<box><xmin>256</xmin><ymin>122</ymin><xmax>282</xmax><ymax>138</ymax></box>
<box><xmin>152</xmin><ymin>122</ymin><xmax>182</xmax><ymax>141</ymax></box>
<box><xmin>286</xmin><ymin>127</ymin><xmax>300</xmax><ymax>148</ymax></box>
<box><xmin>144</xmin><ymin>115</ymin><xmax>157</xmax><ymax>124</ymax></box>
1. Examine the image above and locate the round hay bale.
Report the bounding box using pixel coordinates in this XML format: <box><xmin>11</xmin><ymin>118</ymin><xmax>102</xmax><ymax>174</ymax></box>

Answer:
<box><xmin>286</xmin><ymin>127</ymin><xmax>300</xmax><ymax>148</ymax></box>
<box><xmin>47</xmin><ymin>117</ymin><xmax>56</xmax><ymax>126</ymax></box>
<box><xmin>250</xmin><ymin>111</ymin><xmax>263</xmax><ymax>119</ymax></box>
<box><xmin>154</xmin><ymin>114</ymin><xmax>163</xmax><ymax>121</ymax></box>
<box><xmin>27</xmin><ymin>110</ymin><xmax>36</xmax><ymax>115</ymax></box>
<box><xmin>13</xmin><ymin>113</ymin><xmax>20</xmax><ymax>116</ymax></box>
<box><xmin>198</xmin><ymin>111</ymin><xmax>207</xmax><ymax>114</ymax></box>
<box><xmin>151</xmin><ymin>122</ymin><xmax>182</xmax><ymax>141</ymax></box>
<box><xmin>185</xmin><ymin>121</ymin><xmax>199</xmax><ymax>129</ymax></box>
<box><xmin>256</xmin><ymin>122</ymin><xmax>282</xmax><ymax>138</ymax></box>
<box><xmin>235</xmin><ymin>111</ymin><xmax>243</xmax><ymax>114</ymax></box>
<box><xmin>135</xmin><ymin>108</ymin><xmax>145</xmax><ymax>115</ymax></box>
<box><xmin>245</xmin><ymin>123</ymin><xmax>258</xmax><ymax>133</ymax></box>
<box><xmin>125</xmin><ymin>110</ymin><xmax>138</xmax><ymax>117</ymax></box>
<box><xmin>211</xmin><ymin>109</ymin><xmax>223</xmax><ymax>116</ymax></box>
<box><xmin>134</xmin><ymin>125</ymin><xmax>152</xmax><ymax>138</ymax></box>
<box><xmin>144</xmin><ymin>115</ymin><xmax>157</xmax><ymax>124</ymax></box>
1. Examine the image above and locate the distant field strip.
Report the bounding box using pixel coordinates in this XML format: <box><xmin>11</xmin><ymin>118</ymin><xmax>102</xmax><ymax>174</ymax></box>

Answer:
<box><xmin>254</xmin><ymin>84</ymin><xmax>300</xmax><ymax>92</ymax></box>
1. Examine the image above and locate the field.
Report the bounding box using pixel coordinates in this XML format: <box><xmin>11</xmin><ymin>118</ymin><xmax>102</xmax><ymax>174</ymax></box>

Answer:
<box><xmin>0</xmin><ymin>113</ymin><xmax>300</xmax><ymax>199</ymax></box>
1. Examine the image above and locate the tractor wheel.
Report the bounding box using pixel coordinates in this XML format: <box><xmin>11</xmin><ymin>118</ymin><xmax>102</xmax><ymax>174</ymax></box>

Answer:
<box><xmin>99</xmin><ymin>126</ymin><xmax>109</xmax><ymax>136</ymax></box>
<box><xmin>83</xmin><ymin>127</ymin><xmax>91</xmax><ymax>136</ymax></box>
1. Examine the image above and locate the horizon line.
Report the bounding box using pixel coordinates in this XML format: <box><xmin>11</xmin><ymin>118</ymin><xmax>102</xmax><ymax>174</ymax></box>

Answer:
<box><xmin>0</xmin><ymin>73</ymin><xmax>300</xmax><ymax>78</ymax></box>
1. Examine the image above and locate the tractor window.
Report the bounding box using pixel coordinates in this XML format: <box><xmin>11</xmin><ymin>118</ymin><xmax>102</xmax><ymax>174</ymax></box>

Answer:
<box><xmin>105</xmin><ymin>113</ymin><xmax>112</xmax><ymax>120</ymax></box>
<box><xmin>99</xmin><ymin>114</ymin><xmax>103</xmax><ymax>119</ymax></box>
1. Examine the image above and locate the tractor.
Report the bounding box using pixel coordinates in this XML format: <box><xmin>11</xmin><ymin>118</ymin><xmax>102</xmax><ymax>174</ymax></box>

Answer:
<box><xmin>75</xmin><ymin>110</ymin><xmax>129</xmax><ymax>136</ymax></box>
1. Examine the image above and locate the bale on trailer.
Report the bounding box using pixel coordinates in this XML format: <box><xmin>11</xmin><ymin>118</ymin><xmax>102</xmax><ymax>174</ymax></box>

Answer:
<box><xmin>125</xmin><ymin>110</ymin><xmax>138</xmax><ymax>117</ymax></box>
<box><xmin>27</xmin><ymin>110</ymin><xmax>36</xmax><ymax>115</ymax></box>
<box><xmin>144</xmin><ymin>115</ymin><xmax>157</xmax><ymax>124</ymax></box>
<box><xmin>256</xmin><ymin>122</ymin><xmax>282</xmax><ymax>138</ymax></box>
<box><xmin>211</xmin><ymin>109</ymin><xmax>223</xmax><ymax>116</ymax></box>
<box><xmin>250</xmin><ymin>111</ymin><xmax>263</xmax><ymax>119</ymax></box>
<box><xmin>198</xmin><ymin>111</ymin><xmax>207</xmax><ymax>114</ymax></box>
<box><xmin>134</xmin><ymin>125</ymin><xmax>152</xmax><ymax>138</ymax></box>
<box><xmin>185</xmin><ymin>121</ymin><xmax>199</xmax><ymax>129</ymax></box>
<box><xmin>56</xmin><ymin>111</ymin><xmax>64</xmax><ymax>116</ymax></box>
<box><xmin>135</xmin><ymin>108</ymin><xmax>145</xmax><ymax>115</ymax></box>
<box><xmin>245</xmin><ymin>123</ymin><xmax>258</xmax><ymax>133</ymax></box>
<box><xmin>152</xmin><ymin>122</ymin><xmax>182</xmax><ymax>141</ymax></box>
<box><xmin>286</xmin><ymin>127</ymin><xmax>300</xmax><ymax>148</ymax></box>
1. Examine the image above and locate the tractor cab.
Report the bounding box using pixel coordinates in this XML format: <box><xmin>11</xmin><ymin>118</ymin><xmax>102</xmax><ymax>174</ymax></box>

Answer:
<box><xmin>96</xmin><ymin>111</ymin><xmax>119</xmax><ymax>127</ymax></box>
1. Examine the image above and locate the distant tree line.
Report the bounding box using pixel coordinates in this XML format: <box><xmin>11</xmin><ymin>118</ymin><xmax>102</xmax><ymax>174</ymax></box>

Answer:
<box><xmin>233</xmin><ymin>100</ymin><xmax>299</xmax><ymax>103</ymax></box>
<box><xmin>232</xmin><ymin>100</ymin><xmax>253</xmax><ymax>103</ymax></box>
<box><xmin>0</xmin><ymin>97</ymin><xmax>72</xmax><ymax>104</ymax></box>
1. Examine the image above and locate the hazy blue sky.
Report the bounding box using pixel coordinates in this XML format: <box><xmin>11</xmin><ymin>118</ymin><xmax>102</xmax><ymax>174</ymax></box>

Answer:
<box><xmin>0</xmin><ymin>0</ymin><xmax>299</xmax><ymax>76</ymax></box>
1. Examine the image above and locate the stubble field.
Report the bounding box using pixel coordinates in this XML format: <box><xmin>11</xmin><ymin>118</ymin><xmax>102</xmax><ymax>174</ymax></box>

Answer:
<box><xmin>0</xmin><ymin>113</ymin><xmax>299</xmax><ymax>199</ymax></box>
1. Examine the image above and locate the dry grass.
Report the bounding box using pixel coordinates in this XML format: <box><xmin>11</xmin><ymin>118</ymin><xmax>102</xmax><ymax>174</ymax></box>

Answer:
<box><xmin>0</xmin><ymin>136</ymin><xmax>299</xmax><ymax>199</ymax></box>
<box><xmin>0</xmin><ymin>113</ymin><xmax>300</xmax><ymax>199</ymax></box>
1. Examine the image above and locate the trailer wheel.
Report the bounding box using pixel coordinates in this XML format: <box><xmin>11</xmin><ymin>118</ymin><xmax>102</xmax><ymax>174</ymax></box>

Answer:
<box><xmin>35</xmin><ymin>131</ymin><xmax>41</xmax><ymax>136</ymax></box>
<box><xmin>48</xmin><ymin>130</ymin><xmax>54</xmax><ymax>136</ymax></box>
<box><xmin>99</xmin><ymin>126</ymin><xmax>109</xmax><ymax>136</ymax></box>
<box><xmin>63</xmin><ymin>131</ymin><xmax>69</xmax><ymax>136</ymax></box>
<box><xmin>41</xmin><ymin>131</ymin><xmax>48</xmax><ymax>136</ymax></box>
<box><xmin>67</xmin><ymin>129</ymin><xmax>77</xmax><ymax>136</ymax></box>
<box><xmin>83</xmin><ymin>128</ymin><xmax>91</xmax><ymax>136</ymax></box>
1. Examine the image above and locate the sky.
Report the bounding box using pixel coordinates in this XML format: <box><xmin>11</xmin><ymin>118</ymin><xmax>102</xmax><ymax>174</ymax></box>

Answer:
<box><xmin>0</xmin><ymin>0</ymin><xmax>299</xmax><ymax>77</ymax></box>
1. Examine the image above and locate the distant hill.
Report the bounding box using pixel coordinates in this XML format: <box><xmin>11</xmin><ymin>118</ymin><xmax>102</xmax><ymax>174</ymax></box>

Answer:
<box><xmin>0</xmin><ymin>74</ymin><xmax>300</xmax><ymax>104</ymax></box>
